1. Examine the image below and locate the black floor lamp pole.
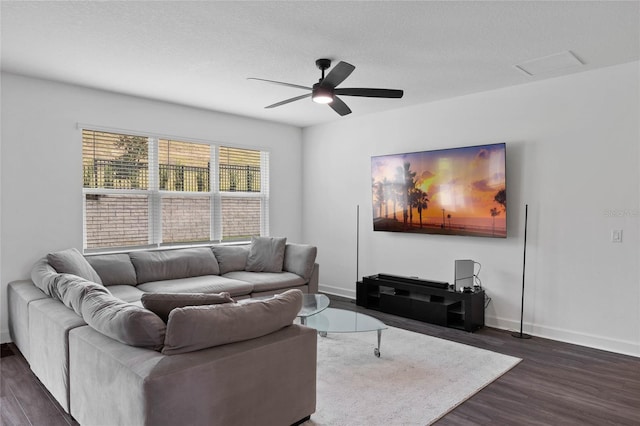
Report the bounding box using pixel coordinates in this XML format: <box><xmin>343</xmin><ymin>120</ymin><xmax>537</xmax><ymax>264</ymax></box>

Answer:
<box><xmin>512</xmin><ymin>204</ymin><xmax>532</xmax><ymax>339</ymax></box>
<box><xmin>356</xmin><ymin>204</ymin><xmax>360</xmax><ymax>283</ymax></box>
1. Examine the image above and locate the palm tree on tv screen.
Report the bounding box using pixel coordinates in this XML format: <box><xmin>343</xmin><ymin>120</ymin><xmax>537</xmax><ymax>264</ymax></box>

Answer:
<box><xmin>415</xmin><ymin>189</ymin><xmax>429</xmax><ymax>228</ymax></box>
<box><xmin>494</xmin><ymin>188</ymin><xmax>506</xmax><ymax>212</ymax></box>
<box><xmin>396</xmin><ymin>162</ymin><xmax>416</xmax><ymax>228</ymax></box>
<box><xmin>391</xmin><ymin>182</ymin><xmax>402</xmax><ymax>220</ymax></box>
<box><xmin>382</xmin><ymin>177</ymin><xmax>390</xmax><ymax>218</ymax></box>
<box><xmin>490</xmin><ymin>207</ymin><xmax>500</xmax><ymax>236</ymax></box>
<box><xmin>374</xmin><ymin>180</ymin><xmax>385</xmax><ymax>218</ymax></box>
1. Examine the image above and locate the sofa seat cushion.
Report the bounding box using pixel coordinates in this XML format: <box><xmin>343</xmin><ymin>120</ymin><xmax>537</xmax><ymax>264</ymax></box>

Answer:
<box><xmin>162</xmin><ymin>289</ymin><xmax>303</xmax><ymax>355</ymax></box>
<box><xmin>222</xmin><ymin>271</ymin><xmax>305</xmax><ymax>293</ymax></box>
<box><xmin>108</xmin><ymin>285</ymin><xmax>146</xmax><ymax>303</ymax></box>
<box><xmin>130</xmin><ymin>248</ymin><xmax>220</xmax><ymax>284</ymax></box>
<box><xmin>136</xmin><ymin>275</ymin><xmax>253</xmax><ymax>297</ymax></box>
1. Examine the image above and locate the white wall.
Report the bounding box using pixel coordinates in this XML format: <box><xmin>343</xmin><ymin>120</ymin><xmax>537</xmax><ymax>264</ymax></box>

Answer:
<box><xmin>0</xmin><ymin>73</ymin><xmax>303</xmax><ymax>342</ymax></box>
<box><xmin>3</xmin><ymin>64</ymin><xmax>638</xmax><ymax>357</ymax></box>
<box><xmin>302</xmin><ymin>62</ymin><xmax>640</xmax><ymax>357</ymax></box>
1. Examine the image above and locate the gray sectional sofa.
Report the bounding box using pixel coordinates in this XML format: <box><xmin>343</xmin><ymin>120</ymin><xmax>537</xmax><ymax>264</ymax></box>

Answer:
<box><xmin>8</xmin><ymin>239</ymin><xmax>319</xmax><ymax>426</ymax></box>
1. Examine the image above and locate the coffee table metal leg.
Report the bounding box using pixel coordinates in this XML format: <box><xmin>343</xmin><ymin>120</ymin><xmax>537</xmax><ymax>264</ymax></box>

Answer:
<box><xmin>374</xmin><ymin>329</ymin><xmax>382</xmax><ymax>357</ymax></box>
<box><xmin>301</xmin><ymin>317</ymin><xmax>307</xmax><ymax>326</ymax></box>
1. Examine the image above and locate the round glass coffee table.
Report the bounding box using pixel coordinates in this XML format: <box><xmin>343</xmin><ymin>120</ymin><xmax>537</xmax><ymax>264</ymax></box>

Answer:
<box><xmin>301</xmin><ymin>296</ymin><xmax>387</xmax><ymax>357</ymax></box>
<box><xmin>298</xmin><ymin>293</ymin><xmax>331</xmax><ymax>325</ymax></box>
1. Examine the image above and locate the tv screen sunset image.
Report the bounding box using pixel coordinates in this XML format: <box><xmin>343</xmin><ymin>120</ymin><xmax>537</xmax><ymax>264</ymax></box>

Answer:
<box><xmin>371</xmin><ymin>143</ymin><xmax>507</xmax><ymax>238</ymax></box>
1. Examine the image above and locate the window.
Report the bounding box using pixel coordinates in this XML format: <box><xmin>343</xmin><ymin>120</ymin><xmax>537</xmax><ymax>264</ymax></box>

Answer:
<box><xmin>158</xmin><ymin>139</ymin><xmax>212</xmax><ymax>245</ymax></box>
<box><xmin>82</xmin><ymin>129</ymin><xmax>269</xmax><ymax>251</ymax></box>
<box><xmin>217</xmin><ymin>147</ymin><xmax>265</xmax><ymax>242</ymax></box>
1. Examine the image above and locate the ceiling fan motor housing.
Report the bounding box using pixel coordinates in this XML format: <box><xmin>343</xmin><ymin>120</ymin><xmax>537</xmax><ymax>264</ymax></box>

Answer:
<box><xmin>312</xmin><ymin>82</ymin><xmax>334</xmax><ymax>104</ymax></box>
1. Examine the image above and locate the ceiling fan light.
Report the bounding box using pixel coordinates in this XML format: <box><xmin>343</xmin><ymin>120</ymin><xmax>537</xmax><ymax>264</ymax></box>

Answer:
<box><xmin>312</xmin><ymin>85</ymin><xmax>334</xmax><ymax>104</ymax></box>
<box><xmin>313</xmin><ymin>94</ymin><xmax>333</xmax><ymax>104</ymax></box>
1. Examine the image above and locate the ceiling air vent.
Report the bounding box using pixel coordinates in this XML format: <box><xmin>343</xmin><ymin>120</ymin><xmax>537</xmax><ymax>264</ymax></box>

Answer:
<box><xmin>514</xmin><ymin>50</ymin><xmax>584</xmax><ymax>76</ymax></box>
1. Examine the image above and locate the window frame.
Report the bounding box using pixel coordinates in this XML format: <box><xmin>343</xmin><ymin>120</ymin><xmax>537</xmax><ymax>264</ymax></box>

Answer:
<box><xmin>81</xmin><ymin>125</ymin><xmax>269</xmax><ymax>253</ymax></box>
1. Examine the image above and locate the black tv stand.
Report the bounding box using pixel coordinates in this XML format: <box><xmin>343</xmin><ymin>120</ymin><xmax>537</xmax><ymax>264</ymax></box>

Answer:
<box><xmin>375</xmin><ymin>273</ymin><xmax>449</xmax><ymax>289</ymax></box>
<box><xmin>356</xmin><ymin>274</ymin><xmax>484</xmax><ymax>332</ymax></box>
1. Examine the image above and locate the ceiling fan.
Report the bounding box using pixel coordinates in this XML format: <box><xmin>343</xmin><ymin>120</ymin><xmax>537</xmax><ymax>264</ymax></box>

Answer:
<box><xmin>248</xmin><ymin>59</ymin><xmax>404</xmax><ymax>116</ymax></box>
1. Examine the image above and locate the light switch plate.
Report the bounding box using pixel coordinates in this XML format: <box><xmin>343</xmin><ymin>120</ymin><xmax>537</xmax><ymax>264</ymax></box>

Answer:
<box><xmin>611</xmin><ymin>229</ymin><xmax>623</xmax><ymax>243</ymax></box>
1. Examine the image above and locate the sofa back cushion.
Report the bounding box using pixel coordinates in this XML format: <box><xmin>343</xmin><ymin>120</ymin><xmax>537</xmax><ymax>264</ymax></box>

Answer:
<box><xmin>283</xmin><ymin>243</ymin><xmax>318</xmax><ymax>281</ymax></box>
<box><xmin>55</xmin><ymin>273</ymin><xmax>111</xmax><ymax>316</ymax></box>
<box><xmin>85</xmin><ymin>253</ymin><xmax>137</xmax><ymax>286</ymax></box>
<box><xmin>130</xmin><ymin>248</ymin><xmax>220</xmax><ymax>284</ymax></box>
<box><xmin>47</xmin><ymin>248</ymin><xmax>103</xmax><ymax>285</ymax></box>
<box><xmin>245</xmin><ymin>236</ymin><xmax>287</xmax><ymax>273</ymax></box>
<box><xmin>162</xmin><ymin>289</ymin><xmax>302</xmax><ymax>355</ymax></box>
<box><xmin>80</xmin><ymin>286</ymin><xmax>166</xmax><ymax>350</ymax></box>
<box><xmin>141</xmin><ymin>292</ymin><xmax>235</xmax><ymax>322</ymax></box>
<box><xmin>31</xmin><ymin>257</ymin><xmax>60</xmax><ymax>297</ymax></box>
<box><xmin>211</xmin><ymin>245</ymin><xmax>249</xmax><ymax>274</ymax></box>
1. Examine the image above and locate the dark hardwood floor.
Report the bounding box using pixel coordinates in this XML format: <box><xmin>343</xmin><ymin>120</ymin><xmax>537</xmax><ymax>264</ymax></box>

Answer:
<box><xmin>1</xmin><ymin>344</ymin><xmax>77</xmax><ymax>426</ymax></box>
<box><xmin>1</xmin><ymin>294</ymin><xmax>639</xmax><ymax>425</ymax></box>
<box><xmin>329</xmin><ymin>295</ymin><xmax>640</xmax><ymax>426</ymax></box>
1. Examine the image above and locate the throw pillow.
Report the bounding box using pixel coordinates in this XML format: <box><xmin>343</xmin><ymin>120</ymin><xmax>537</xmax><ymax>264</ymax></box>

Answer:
<box><xmin>141</xmin><ymin>292</ymin><xmax>235</xmax><ymax>322</ymax></box>
<box><xmin>245</xmin><ymin>236</ymin><xmax>287</xmax><ymax>273</ymax></box>
<box><xmin>211</xmin><ymin>245</ymin><xmax>250</xmax><ymax>274</ymax></box>
<box><xmin>283</xmin><ymin>243</ymin><xmax>317</xmax><ymax>281</ymax></box>
<box><xmin>47</xmin><ymin>248</ymin><xmax>103</xmax><ymax>285</ymax></box>
<box><xmin>162</xmin><ymin>289</ymin><xmax>302</xmax><ymax>355</ymax></box>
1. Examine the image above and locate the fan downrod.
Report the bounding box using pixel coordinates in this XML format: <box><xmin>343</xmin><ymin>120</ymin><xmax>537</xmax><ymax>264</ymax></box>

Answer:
<box><xmin>315</xmin><ymin>58</ymin><xmax>331</xmax><ymax>80</ymax></box>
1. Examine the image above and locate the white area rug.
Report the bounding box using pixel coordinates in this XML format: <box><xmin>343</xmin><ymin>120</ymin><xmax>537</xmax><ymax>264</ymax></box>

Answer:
<box><xmin>304</xmin><ymin>326</ymin><xmax>521</xmax><ymax>426</ymax></box>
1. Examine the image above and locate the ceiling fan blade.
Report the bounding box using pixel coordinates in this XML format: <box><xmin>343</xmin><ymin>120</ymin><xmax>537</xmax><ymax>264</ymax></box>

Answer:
<box><xmin>328</xmin><ymin>96</ymin><xmax>352</xmax><ymax>116</ymax></box>
<box><xmin>335</xmin><ymin>88</ymin><xmax>404</xmax><ymax>98</ymax></box>
<box><xmin>248</xmin><ymin>77</ymin><xmax>311</xmax><ymax>91</ymax></box>
<box><xmin>320</xmin><ymin>61</ymin><xmax>355</xmax><ymax>89</ymax></box>
<box><xmin>265</xmin><ymin>93</ymin><xmax>312</xmax><ymax>109</ymax></box>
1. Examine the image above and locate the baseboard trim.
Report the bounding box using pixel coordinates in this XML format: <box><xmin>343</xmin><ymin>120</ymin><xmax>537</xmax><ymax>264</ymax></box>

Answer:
<box><xmin>317</xmin><ymin>286</ymin><xmax>640</xmax><ymax>358</ymax></box>
<box><xmin>0</xmin><ymin>329</ymin><xmax>12</xmax><ymax>345</ymax></box>
<box><xmin>318</xmin><ymin>284</ymin><xmax>356</xmax><ymax>299</ymax></box>
<box><xmin>487</xmin><ymin>315</ymin><xmax>640</xmax><ymax>358</ymax></box>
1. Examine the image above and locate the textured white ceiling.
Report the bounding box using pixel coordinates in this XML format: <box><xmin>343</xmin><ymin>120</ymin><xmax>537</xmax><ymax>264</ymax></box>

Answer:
<box><xmin>1</xmin><ymin>1</ymin><xmax>638</xmax><ymax>128</ymax></box>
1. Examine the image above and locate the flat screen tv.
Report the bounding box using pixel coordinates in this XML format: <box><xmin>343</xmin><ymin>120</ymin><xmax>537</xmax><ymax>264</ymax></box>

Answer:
<box><xmin>371</xmin><ymin>142</ymin><xmax>506</xmax><ymax>238</ymax></box>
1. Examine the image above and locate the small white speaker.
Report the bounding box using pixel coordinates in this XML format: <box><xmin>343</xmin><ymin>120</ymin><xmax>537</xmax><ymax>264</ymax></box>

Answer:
<box><xmin>454</xmin><ymin>260</ymin><xmax>475</xmax><ymax>291</ymax></box>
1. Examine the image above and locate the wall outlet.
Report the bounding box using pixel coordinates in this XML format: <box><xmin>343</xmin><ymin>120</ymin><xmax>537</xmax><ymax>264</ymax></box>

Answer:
<box><xmin>611</xmin><ymin>229</ymin><xmax>623</xmax><ymax>243</ymax></box>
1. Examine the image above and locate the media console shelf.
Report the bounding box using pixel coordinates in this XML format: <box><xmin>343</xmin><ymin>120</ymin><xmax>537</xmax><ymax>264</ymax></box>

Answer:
<box><xmin>356</xmin><ymin>273</ymin><xmax>484</xmax><ymax>332</ymax></box>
